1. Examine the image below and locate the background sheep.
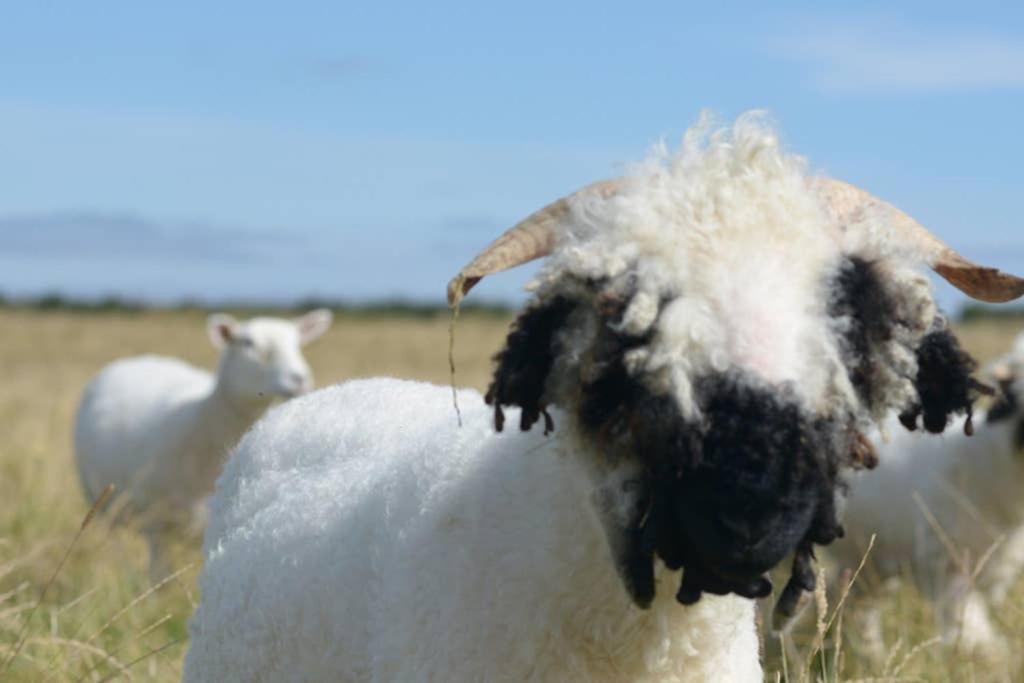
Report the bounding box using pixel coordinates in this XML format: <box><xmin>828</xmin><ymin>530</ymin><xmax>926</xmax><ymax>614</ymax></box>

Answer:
<box><xmin>74</xmin><ymin>309</ymin><xmax>332</xmax><ymax>579</ymax></box>
<box><xmin>183</xmin><ymin>114</ymin><xmax>1023</xmax><ymax>682</ymax></box>
<box><xmin>833</xmin><ymin>329</ymin><xmax>1024</xmax><ymax>662</ymax></box>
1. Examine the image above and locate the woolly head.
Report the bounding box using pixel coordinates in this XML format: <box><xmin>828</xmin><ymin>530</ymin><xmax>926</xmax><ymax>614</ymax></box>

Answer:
<box><xmin>986</xmin><ymin>330</ymin><xmax>1024</xmax><ymax>449</ymax></box>
<box><xmin>449</xmin><ymin>114</ymin><xmax>1024</xmax><ymax>620</ymax></box>
<box><xmin>207</xmin><ymin>309</ymin><xmax>332</xmax><ymax>401</ymax></box>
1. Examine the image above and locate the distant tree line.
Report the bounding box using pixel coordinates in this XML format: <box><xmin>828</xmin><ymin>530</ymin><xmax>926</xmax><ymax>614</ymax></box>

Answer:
<box><xmin>0</xmin><ymin>292</ymin><xmax>515</xmax><ymax>318</ymax></box>
<box><xmin>3</xmin><ymin>292</ymin><xmax>1022</xmax><ymax>323</ymax></box>
<box><xmin>958</xmin><ymin>303</ymin><xmax>1024</xmax><ymax>323</ymax></box>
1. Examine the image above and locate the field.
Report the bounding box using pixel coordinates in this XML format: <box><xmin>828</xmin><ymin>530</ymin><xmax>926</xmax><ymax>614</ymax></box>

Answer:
<box><xmin>0</xmin><ymin>308</ymin><xmax>1021</xmax><ymax>681</ymax></box>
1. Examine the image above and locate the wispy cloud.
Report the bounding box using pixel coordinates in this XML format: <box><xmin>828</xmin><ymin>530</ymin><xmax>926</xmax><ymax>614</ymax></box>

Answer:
<box><xmin>776</xmin><ymin>22</ymin><xmax>1024</xmax><ymax>94</ymax></box>
<box><xmin>308</xmin><ymin>55</ymin><xmax>379</xmax><ymax>79</ymax></box>
<box><xmin>436</xmin><ymin>212</ymin><xmax>504</xmax><ymax>233</ymax></box>
<box><xmin>0</xmin><ymin>211</ymin><xmax>298</xmax><ymax>264</ymax></box>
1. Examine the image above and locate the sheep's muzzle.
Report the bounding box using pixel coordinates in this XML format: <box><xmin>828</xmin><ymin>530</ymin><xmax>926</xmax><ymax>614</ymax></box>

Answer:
<box><xmin>598</xmin><ymin>373</ymin><xmax>846</xmax><ymax>609</ymax></box>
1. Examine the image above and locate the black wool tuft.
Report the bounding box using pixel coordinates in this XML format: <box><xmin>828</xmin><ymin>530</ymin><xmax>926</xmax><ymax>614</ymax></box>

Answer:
<box><xmin>828</xmin><ymin>257</ymin><xmax>899</xmax><ymax>409</ymax></box>
<box><xmin>987</xmin><ymin>377</ymin><xmax>1019</xmax><ymax>424</ymax></box>
<box><xmin>486</xmin><ymin>296</ymin><xmax>577</xmax><ymax>433</ymax></box>
<box><xmin>772</xmin><ymin>542</ymin><xmax>817</xmax><ymax>624</ymax></box>
<box><xmin>900</xmin><ymin>329</ymin><xmax>983</xmax><ymax>434</ymax></box>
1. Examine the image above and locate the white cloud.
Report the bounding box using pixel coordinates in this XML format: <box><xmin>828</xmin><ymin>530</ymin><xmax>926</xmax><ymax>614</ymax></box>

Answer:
<box><xmin>778</xmin><ymin>23</ymin><xmax>1024</xmax><ymax>94</ymax></box>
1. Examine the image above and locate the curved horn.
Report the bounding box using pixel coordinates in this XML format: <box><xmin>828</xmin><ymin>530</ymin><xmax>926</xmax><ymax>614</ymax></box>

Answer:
<box><xmin>446</xmin><ymin>180</ymin><xmax>619</xmax><ymax>307</ymax></box>
<box><xmin>815</xmin><ymin>179</ymin><xmax>1024</xmax><ymax>304</ymax></box>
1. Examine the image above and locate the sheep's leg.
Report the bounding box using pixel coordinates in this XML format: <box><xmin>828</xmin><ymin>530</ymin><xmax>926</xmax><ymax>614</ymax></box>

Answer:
<box><xmin>145</xmin><ymin>528</ymin><xmax>175</xmax><ymax>584</ymax></box>
<box><xmin>941</xmin><ymin>575</ymin><xmax>1010</xmax><ymax>663</ymax></box>
<box><xmin>985</xmin><ymin>523</ymin><xmax>1024</xmax><ymax>605</ymax></box>
<box><xmin>852</xmin><ymin>599</ymin><xmax>886</xmax><ymax>666</ymax></box>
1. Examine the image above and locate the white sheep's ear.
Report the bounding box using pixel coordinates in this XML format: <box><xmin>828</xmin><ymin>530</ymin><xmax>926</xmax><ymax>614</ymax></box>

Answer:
<box><xmin>295</xmin><ymin>308</ymin><xmax>333</xmax><ymax>345</ymax></box>
<box><xmin>988</xmin><ymin>357</ymin><xmax>1015</xmax><ymax>384</ymax></box>
<box><xmin>1013</xmin><ymin>330</ymin><xmax>1024</xmax><ymax>357</ymax></box>
<box><xmin>207</xmin><ymin>313</ymin><xmax>241</xmax><ymax>349</ymax></box>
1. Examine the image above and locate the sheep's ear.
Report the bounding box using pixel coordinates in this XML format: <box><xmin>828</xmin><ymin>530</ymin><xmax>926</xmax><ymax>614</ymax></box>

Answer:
<box><xmin>207</xmin><ymin>313</ymin><xmax>240</xmax><ymax>349</ymax></box>
<box><xmin>485</xmin><ymin>296</ymin><xmax>575</xmax><ymax>432</ymax></box>
<box><xmin>296</xmin><ymin>309</ymin><xmax>333</xmax><ymax>345</ymax></box>
<box><xmin>987</xmin><ymin>355</ymin><xmax>1016</xmax><ymax>384</ymax></box>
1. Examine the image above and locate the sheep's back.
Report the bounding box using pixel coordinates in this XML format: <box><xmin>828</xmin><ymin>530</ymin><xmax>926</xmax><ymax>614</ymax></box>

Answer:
<box><xmin>186</xmin><ymin>377</ymin><xmax>760</xmax><ymax>682</ymax></box>
<box><xmin>832</xmin><ymin>414</ymin><xmax>1023</xmax><ymax>582</ymax></box>
<box><xmin>74</xmin><ymin>355</ymin><xmax>214</xmax><ymax>504</ymax></box>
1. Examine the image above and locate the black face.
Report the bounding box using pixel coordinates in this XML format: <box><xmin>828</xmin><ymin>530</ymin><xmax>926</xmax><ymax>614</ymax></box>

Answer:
<box><xmin>593</xmin><ymin>370</ymin><xmax>846</xmax><ymax>608</ymax></box>
<box><xmin>485</xmin><ymin>262</ymin><xmax>986</xmax><ymax>618</ymax></box>
<box><xmin>987</xmin><ymin>376</ymin><xmax>1024</xmax><ymax>450</ymax></box>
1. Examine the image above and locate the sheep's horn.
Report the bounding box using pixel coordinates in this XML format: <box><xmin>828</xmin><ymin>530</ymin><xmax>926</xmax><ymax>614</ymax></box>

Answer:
<box><xmin>815</xmin><ymin>178</ymin><xmax>1024</xmax><ymax>303</ymax></box>
<box><xmin>446</xmin><ymin>180</ymin><xmax>620</xmax><ymax>307</ymax></box>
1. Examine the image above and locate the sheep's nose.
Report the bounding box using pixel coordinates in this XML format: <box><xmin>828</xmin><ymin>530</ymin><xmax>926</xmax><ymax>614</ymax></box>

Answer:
<box><xmin>287</xmin><ymin>372</ymin><xmax>312</xmax><ymax>395</ymax></box>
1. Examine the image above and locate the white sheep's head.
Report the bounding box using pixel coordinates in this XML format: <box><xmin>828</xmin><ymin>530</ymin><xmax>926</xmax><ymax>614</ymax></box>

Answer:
<box><xmin>207</xmin><ymin>309</ymin><xmax>332</xmax><ymax>401</ymax></box>
<box><xmin>448</xmin><ymin>114</ymin><xmax>1024</xmax><ymax>623</ymax></box>
<box><xmin>985</xmin><ymin>330</ymin><xmax>1024</xmax><ymax>447</ymax></box>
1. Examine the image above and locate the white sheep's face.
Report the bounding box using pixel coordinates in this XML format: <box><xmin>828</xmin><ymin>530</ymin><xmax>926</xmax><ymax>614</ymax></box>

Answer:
<box><xmin>207</xmin><ymin>310</ymin><xmax>332</xmax><ymax>401</ymax></box>
<box><xmin>986</xmin><ymin>330</ymin><xmax>1024</xmax><ymax>450</ymax></box>
<box><xmin>478</xmin><ymin>118</ymin><xmax>993</xmax><ymax>621</ymax></box>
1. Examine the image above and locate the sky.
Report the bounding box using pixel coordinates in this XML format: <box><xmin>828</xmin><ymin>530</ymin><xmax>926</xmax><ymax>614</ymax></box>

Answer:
<box><xmin>1</xmin><ymin>1</ymin><xmax>1022</xmax><ymax>311</ymax></box>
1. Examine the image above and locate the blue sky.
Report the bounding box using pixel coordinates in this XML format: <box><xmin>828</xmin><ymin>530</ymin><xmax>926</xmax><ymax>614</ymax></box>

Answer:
<box><xmin>1</xmin><ymin>1</ymin><xmax>1022</xmax><ymax>310</ymax></box>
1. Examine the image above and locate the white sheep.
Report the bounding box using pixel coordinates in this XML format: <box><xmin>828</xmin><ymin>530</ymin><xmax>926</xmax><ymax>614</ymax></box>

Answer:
<box><xmin>183</xmin><ymin>114</ymin><xmax>1024</xmax><ymax>682</ymax></box>
<box><xmin>832</xmin><ymin>329</ymin><xmax>1024</xmax><ymax>661</ymax></box>
<box><xmin>74</xmin><ymin>309</ymin><xmax>332</xmax><ymax>579</ymax></box>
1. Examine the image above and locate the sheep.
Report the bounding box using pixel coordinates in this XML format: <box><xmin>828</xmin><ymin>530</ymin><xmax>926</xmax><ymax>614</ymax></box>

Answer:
<box><xmin>831</xmin><ymin>329</ymin><xmax>1024</xmax><ymax>662</ymax></box>
<box><xmin>183</xmin><ymin>113</ymin><xmax>1024</xmax><ymax>682</ymax></box>
<box><xmin>74</xmin><ymin>309</ymin><xmax>332</xmax><ymax>579</ymax></box>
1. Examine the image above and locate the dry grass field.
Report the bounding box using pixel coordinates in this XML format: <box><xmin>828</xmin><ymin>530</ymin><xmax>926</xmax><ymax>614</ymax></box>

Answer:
<box><xmin>0</xmin><ymin>308</ymin><xmax>1021</xmax><ymax>681</ymax></box>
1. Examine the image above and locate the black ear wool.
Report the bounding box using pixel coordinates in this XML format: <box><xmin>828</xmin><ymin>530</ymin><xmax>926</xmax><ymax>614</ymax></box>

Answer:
<box><xmin>899</xmin><ymin>328</ymin><xmax>988</xmax><ymax>434</ymax></box>
<box><xmin>990</xmin><ymin>379</ymin><xmax>1024</xmax><ymax>449</ymax></box>
<box><xmin>829</xmin><ymin>257</ymin><xmax>899</xmax><ymax>408</ymax></box>
<box><xmin>485</xmin><ymin>296</ymin><xmax>576</xmax><ymax>433</ymax></box>
<box><xmin>987</xmin><ymin>377</ymin><xmax>1018</xmax><ymax>424</ymax></box>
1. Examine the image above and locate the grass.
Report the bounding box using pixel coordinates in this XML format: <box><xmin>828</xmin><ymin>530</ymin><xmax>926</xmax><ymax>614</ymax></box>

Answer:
<box><xmin>0</xmin><ymin>308</ymin><xmax>1021</xmax><ymax>681</ymax></box>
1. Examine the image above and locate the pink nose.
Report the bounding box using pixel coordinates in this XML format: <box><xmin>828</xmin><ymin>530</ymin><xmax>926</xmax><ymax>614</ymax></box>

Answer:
<box><xmin>287</xmin><ymin>372</ymin><xmax>312</xmax><ymax>395</ymax></box>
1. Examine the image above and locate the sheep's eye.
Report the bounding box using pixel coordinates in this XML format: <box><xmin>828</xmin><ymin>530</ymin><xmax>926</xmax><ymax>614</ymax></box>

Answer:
<box><xmin>236</xmin><ymin>337</ymin><xmax>255</xmax><ymax>349</ymax></box>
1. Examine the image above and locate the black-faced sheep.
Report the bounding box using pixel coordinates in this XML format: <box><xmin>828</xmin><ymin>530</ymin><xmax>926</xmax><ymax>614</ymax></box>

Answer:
<box><xmin>183</xmin><ymin>114</ymin><xmax>1023</xmax><ymax>682</ymax></box>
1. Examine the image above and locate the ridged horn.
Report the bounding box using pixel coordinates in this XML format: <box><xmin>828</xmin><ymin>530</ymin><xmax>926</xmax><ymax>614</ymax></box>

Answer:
<box><xmin>446</xmin><ymin>180</ymin><xmax>620</xmax><ymax>307</ymax></box>
<box><xmin>815</xmin><ymin>178</ymin><xmax>1024</xmax><ymax>304</ymax></box>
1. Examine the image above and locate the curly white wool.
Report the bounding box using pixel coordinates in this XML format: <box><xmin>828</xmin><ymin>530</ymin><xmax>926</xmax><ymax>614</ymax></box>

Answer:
<box><xmin>533</xmin><ymin>112</ymin><xmax>933</xmax><ymax>423</ymax></box>
<box><xmin>184</xmin><ymin>379</ymin><xmax>761</xmax><ymax>682</ymax></box>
